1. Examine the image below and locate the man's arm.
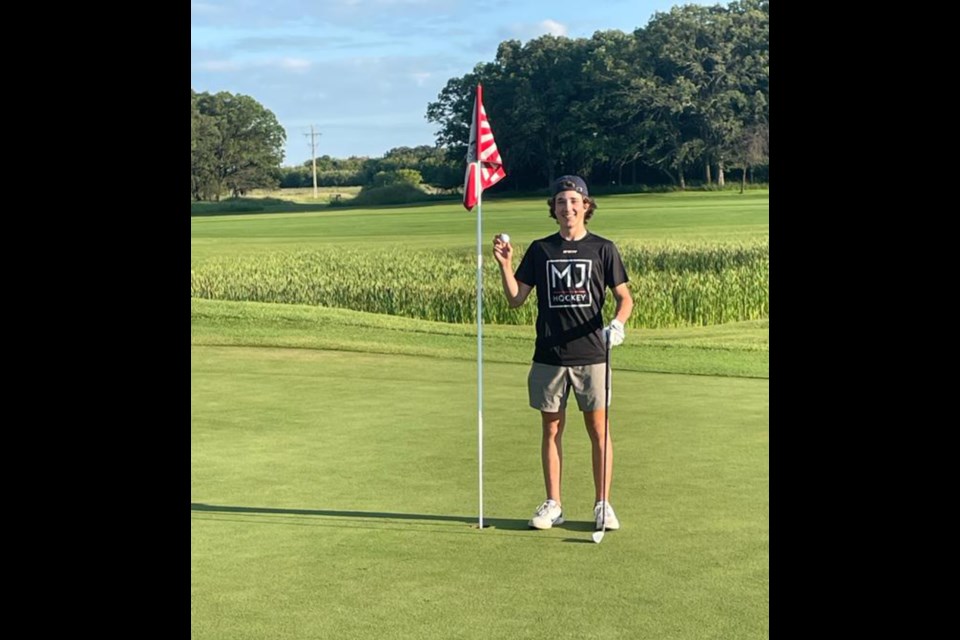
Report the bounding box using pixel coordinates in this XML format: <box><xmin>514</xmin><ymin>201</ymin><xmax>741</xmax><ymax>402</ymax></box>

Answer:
<box><xmin>611</xmin><ymin>282</ymin><xmax>633</xmax><ymax>325</ymax></box>
<box><xmin>604</xmin><ymin>282</ymin><xmax>633</xmax><ymax>347</ymax></box>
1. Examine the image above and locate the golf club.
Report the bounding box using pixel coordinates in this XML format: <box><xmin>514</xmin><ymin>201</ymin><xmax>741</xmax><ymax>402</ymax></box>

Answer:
<box><xmin>592</xmin><ymin>328</ymin><xmax>612</xmax><ymax>544</ymax></box>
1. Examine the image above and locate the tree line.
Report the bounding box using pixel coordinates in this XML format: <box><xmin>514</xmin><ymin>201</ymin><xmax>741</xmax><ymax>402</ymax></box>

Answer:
<box><xmin>191</xmin><ymin>0</ymin><xmax>767</xmax><ymax>201</ymax></box>
<box><xmin>428</xmin><ymin>0</ymin><xmax>768</xmax><ymax>192</ymax></box>
<box><xmin>276</xmin><ymin>147</ymin><xmax>463</xmax><ymax>193</ymax></box>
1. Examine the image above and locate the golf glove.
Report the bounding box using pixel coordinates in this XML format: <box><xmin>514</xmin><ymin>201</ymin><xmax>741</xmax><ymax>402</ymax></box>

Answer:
<box><xmin>604</xmin><ymin>319</ymin><xmax>625</xmax><ymax>347</ymax></box>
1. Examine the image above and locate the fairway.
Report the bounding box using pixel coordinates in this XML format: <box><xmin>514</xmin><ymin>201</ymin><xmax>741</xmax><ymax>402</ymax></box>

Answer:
<box><xmin>190</xmin><ymin>190</ymin><xmax>769</xmax><ymax>261</ymax></box>
<box><xmin>192</xmin><ymin>346</ymin><xmax>767</xmax><ymax>640</ymax></box>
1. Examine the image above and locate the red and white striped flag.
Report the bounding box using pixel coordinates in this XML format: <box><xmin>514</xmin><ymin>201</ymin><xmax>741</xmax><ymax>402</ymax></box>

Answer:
<box><xmin>463</xmin><ymin>84</ymin><xmax>506</xmax><ymax>210</ymax></box>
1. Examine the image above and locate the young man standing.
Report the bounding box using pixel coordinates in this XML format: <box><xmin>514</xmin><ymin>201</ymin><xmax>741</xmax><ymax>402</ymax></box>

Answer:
<box><xmin>492</xmin><ymin>175</ymin><xmax>634</xmax><ymax>532</ymax></box>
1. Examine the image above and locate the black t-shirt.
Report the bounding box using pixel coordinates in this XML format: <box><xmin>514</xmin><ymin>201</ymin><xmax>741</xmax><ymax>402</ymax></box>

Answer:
<box><xmin>514</xmin><ymin>231</ymin><xmax>629</xmax><ymax>366</ymax></box>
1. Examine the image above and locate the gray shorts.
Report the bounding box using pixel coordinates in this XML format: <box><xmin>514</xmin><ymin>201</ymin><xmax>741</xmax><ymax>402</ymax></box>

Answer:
<box><xmin>527</xmin><ymin>361</ymin><xmax>610</xmax><ymax>413</ymax></box>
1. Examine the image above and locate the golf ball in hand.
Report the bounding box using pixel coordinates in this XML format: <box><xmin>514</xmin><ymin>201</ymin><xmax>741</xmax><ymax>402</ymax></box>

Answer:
<box><xmin>498</xmin><ymin>233</ymin><xmax>510</xmax><ymax>243</ymax></box>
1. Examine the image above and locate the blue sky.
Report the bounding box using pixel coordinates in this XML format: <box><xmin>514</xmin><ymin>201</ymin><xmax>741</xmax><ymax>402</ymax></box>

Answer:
<box><xmin>191</xmin><ymin>0</ymin><xmax>712</xmax><ymax>166</ymax></box>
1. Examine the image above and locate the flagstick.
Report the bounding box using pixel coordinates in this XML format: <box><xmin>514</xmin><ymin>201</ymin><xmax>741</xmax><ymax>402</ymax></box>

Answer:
<box><xmin>475</xmin><ymin>161</ymin><xmax>485</xmax><ymax>530</ymax></box>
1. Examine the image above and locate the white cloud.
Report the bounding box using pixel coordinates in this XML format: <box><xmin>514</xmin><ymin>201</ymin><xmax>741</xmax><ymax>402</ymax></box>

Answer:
<box><xmin>277</xmin><ymin>58</ymin><xmax>311</xmax><ymax>72</ymax></box>
<box><xmin>540</xmin><ymin>19</ymin><xmax>567</xmax><ymax>37</ymax></box>
<box><xmin>499</xmin><ymin>19</ymin><xmax>570</xmax><ymax>43</ymax></box>
<box><xmin>193</xmin><ymin>56</ymin><xmax>313</xmax><ymax>73</ymax></box>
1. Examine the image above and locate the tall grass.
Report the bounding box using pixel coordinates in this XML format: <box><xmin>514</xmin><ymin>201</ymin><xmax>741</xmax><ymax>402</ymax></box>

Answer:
<box><xmin>191</xmin><ymin>240</ymin><xmax>768</xmax><ymax>328</ymax></box>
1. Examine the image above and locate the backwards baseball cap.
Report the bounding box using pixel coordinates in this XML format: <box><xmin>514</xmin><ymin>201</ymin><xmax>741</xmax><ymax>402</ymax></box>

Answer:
<box><xmin>551</xmin><ymin>175</ymin><xmax>589</xmax><ymax>197</ymax></box>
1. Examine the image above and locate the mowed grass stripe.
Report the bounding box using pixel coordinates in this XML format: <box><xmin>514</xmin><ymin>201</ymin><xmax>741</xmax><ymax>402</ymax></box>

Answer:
<box><xmin>190</xmin><ymin>190</ymin><xmax>769</xmax><ymax>260</ymax></box>
<box><xmin>191</xmin><ymin>298</ymin><xmax>768</xmax><ymax>378</ymax></box>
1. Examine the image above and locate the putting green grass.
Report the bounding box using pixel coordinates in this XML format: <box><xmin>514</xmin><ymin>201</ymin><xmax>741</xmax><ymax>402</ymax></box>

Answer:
<box><xmin>192</xmin><ymin>319</ymin><xmax>767</xmax><ymax>639</ymax></box>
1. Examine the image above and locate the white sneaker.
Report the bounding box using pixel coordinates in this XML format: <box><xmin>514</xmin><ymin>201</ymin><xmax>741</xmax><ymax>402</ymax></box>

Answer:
<box><xmin>529</xmin><ymin>500</ymin><xmax>564</xmax><ymax>529</ymax></box>
<box><xmin>594</xmin><ymin>501</ymin><xmax>621</xmax><ymax>531</ymax></box>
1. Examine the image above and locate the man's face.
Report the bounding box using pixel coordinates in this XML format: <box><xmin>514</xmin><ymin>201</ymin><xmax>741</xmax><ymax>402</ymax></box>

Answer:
<box><xmin>553</xmin><ymin>190</ymin><xmax>587</xmax><ymax>231</ymax></box>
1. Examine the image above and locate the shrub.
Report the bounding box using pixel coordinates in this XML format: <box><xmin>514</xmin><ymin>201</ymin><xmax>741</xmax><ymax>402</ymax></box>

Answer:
<box><xmin>352</xmin><ymin>183</ymin><xmax>435</xmax><ymax>206</ymax></box>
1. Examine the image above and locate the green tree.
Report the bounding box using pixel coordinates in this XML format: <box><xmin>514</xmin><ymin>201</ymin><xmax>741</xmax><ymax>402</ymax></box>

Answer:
<box><xmin>371</xmin><ymin>168</ymin><xmax>422</xmax><ymax>187</ymax></box>
<box><xmin>644</xmin><ymin>1</ymin><xmax>768</xmax><ymax>186</ymax></box>
<box><xmin>426</xmin><ymin>73</ymin><xmax>484</xmax><ymax>167</ymax></box>
<box><xmin>378</xmin><ymin>145</ymin><xmax>461</xmax><ymax>191</ymax></box>
<box><xmin>191</xmin><ymin>90</ymin><xmax>287</xmax><ymax>200</ymax></box>
<box><xmin>730</xmin><ymin>121</ymin><xmax>769</xmax><ymax>192</ymax></box>
<box><xmin>581</xmin><ymin>29</ymin><xmax>677</xmax><ymax>186</ymax></box>
<box><xmin>492</xmin><ymin>35</ymin><xmax>598</xmax><ymax>182</ymax></box>
<box><xmin>191</xmin><ymin>90</ymin><xmax>222</xmax><ymax>200</ymax></box>
<box><xmin>722</xmin><ymin>0</ymin><xmax>769</xmax><ymax>188</ymax></box>
<box><xmin>427</xmin><ymin>36</ymin><xmax>602</xmax><ymax>189</ymax></box>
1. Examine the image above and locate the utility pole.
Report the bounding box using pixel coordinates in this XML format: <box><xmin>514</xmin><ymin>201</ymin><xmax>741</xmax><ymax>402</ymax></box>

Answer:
<box><xmin>305</xmin><ymin>126</ymin><xmax>321</xmax><ymax>198</ymax></box>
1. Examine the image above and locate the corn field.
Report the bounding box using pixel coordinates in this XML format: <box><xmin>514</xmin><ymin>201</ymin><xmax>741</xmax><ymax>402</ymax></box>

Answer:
<box><xmin>190</xmin><ymin>241</ymin><xmax>768</xmax><ymax>328</ymax></box>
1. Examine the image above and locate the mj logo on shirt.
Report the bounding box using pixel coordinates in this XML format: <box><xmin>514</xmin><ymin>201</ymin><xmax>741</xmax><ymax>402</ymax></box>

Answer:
<box><xmin>547</xmin><ymin>259</ymin><xmax>592</xmax><ymax>308</ymax></box>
